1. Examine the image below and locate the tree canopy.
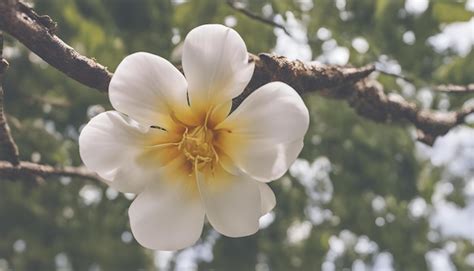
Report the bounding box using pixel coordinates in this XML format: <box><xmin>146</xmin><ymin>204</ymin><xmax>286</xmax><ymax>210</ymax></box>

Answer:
<box><xmin>0</xmin><ymin>0</ymin><xmax>473</xmax><ymax>270</ymax></box>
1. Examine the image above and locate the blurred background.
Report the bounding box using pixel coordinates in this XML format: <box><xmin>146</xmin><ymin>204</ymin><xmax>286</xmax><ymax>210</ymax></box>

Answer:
<box><xmin>0</xmin><ymin>0</ymin><xmax>473</xmax><ymax>270</ymax></box>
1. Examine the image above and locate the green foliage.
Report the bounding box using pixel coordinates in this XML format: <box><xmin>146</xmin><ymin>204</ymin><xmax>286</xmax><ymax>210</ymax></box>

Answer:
<box><xmin>1</xmin><ymin>0</ymin><xmax>473</xmax><ymax>270</ymax></box>
<box><xmin>432</xmin><ymin>1</ymin><xmax>473</xmax><ymax>23</ymax></box>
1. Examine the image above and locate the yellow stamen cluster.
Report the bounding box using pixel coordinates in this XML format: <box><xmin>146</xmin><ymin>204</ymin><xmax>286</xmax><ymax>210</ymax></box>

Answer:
<box><xmin>178</xmin><ymin>126</ymin><xmax>219</xmax><ymax>170</ymax></box>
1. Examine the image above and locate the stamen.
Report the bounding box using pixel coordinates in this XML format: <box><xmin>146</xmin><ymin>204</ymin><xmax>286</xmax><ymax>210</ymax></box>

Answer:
<box><xmin>211</xmin><ymin>145</ymin><xmax>219</xmax><ymax>163</ymax></box>
<box><xmin>194</xmin><ymin>158</ymin><xmax>199</xmax><ymax>181</ymax></box>
<box><xmin>204</xmin><ymin>107</ymin><xmax>213</xmax><ymax>128</ymax></box>
<box><xmin>144</xmin><ymin>142</ymin><xmax>180</xmax><ymax>149</ymax></box>
<box><xmin>170</xmin><ymin>111</ymin><xmax>189</xmax><ymax>128</ymax></box>
<box><xmin>178</xmin><ymin>124</ymin><xmax>219</xmax><ymax>172</ymax></box>
<box><xmin>177</xmin><ymin>127</ymin><xmax>189</xmax><ymax>150</ymax></box>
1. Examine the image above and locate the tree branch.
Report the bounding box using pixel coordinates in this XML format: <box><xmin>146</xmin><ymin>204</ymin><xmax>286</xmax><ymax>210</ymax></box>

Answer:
<box><xmin>226</xmin><ymin>0</ymin><xmax>293</xmax><ymax>37</ymax></box>
<box><xmin>435</xmin><ymin>84</ymin><xmax>474</xmax><ymax>93</ymax></box>
<box><xmin>0</xmin><ymin>31</ymin><xmax>20</xmax><ymax>165</ymax></box>
<box><xmin>0</xmin><ymin>0</ymin><xmax>472</xmax><ymax>146</ymax></box>
<box><xmin>0</xmin><ymin>0</ymin><xmax>112</xmax><ymax>91</ymax></box>
<box><xmin>348</xmin><ymin>80</ymin><xmax>474</xmax><ymax>145</ymax></box>
<box><xmin>375</xmin><ymin>66</ymin><xmax>474</xmax><ymax>94</ymax></box>
<box><xmin>0</xmin><ymin>160</ymin><xmax>102</xmax><ymax>182</ymax></box>
<box><xmin>241</xmin><ymin>55</ymin><xmax>474</xmax><ymax>145</ymax></box>
<box><xmin>374</xmin><ymin>63</ymin><xmax>416</xmax><ymax>84</ymax></box>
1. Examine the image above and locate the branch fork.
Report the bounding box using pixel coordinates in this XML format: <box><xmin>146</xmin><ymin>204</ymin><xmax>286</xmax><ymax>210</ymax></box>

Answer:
<box><xmin>0</xmin><ymin>0</ymin><xmax>473</xmax><ymax>181</ymax></box>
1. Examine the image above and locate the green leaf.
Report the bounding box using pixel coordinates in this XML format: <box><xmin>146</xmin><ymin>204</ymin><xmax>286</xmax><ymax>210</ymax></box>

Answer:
<box><xmin>433</xmin><ymin>2</ymin><xmax>474</xmax><ymax>23</ymax></box>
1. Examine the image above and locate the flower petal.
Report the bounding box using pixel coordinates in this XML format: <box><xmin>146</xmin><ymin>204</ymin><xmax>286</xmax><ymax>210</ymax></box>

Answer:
<box><xmin>259</xmin><ymin>183</ymin><xmax>276</xmax><ymax>215</ymax></box>
<box><xmin>104</xmin><ymin>164</ymin><xmax>150</xmax><ymax>194</ymax></box>
<box><xmin>109</xmin><ymin>52</ymin><xmax>191</xmax><ymax>128</ymax></box>
<box><xmin>216</xmin><ymin>82</ymin><xmax>309</xmax><ymax>143</ymax></box>
<box><xmin>215</xmin><ymin>82</ymin><xmax>309</xmax><ymax>181</ymax></box>
<box><xmin>79</xmin><ymin>111</ymin><xmax>174</xmax><ymax>193</ymax></box>
<box><xmin>182</xmin><ymin>24</ymin><xmax>254</xmax><ymax>111</ymax></box>
<box><xmin>227</xmin><ymin>138</ymin><xmax>304</xmax><ymax>182</ymax></box>
<box><xmin>129</xmin><ymin>171</ymin><xmax>205</xmax><ymax>250</ymax></box>
<box><xmin>217</xmin><ymin>150</ymin><xmax>242</xmax><ymax>176</ymax></box>
<box><xmin>197</xmin><ymin>166</ymin><xmax>260</xmax><ymax>237</ymax></box>
<box><xmin>207</xmin><ymin>101</ymin><xmax>232</xmax><ymax>128</ymax></box>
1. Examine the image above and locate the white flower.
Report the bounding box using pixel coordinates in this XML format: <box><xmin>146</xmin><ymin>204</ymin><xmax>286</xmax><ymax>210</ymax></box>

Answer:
<box><xmin>79</xmin><ymin>24</ymin><xmax>309</xmax><ymax>250</ymax></box>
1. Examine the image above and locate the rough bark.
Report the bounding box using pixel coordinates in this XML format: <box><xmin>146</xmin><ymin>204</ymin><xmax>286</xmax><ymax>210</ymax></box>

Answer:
<box><xmin>0</xmin><ymin>0</ymin><xmax>471</xmax><ymax>146</ymax></box>
<box><xmin>0</xmin><ymin>31</ymin><xmax>20</xmax><ymax>165</ymax></box>
<box><xmin>0</xmin><ymin>0</ymin><xmax>112</xmax><ymax>91</ymax></box>
<box><xmin>0</xmin><ymin>161</ymin><xmax>101</xmax><ymax>182</ymax></box>
<box><xmin>435</xmin><ymin>84</ymin><xmax>474</xmax><ymax>93</ymax></box>
<box><xmin>0</xmin><ymin>0</ymin><xmax>473</xmax><ymax>181</ymax></box>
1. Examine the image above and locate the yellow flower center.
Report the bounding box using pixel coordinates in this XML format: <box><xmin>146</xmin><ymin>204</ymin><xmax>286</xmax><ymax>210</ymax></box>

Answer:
<box><xmin>178</xmin><ymin>125</ymin><xmax>218</xmax><ymax>170</ymax></box>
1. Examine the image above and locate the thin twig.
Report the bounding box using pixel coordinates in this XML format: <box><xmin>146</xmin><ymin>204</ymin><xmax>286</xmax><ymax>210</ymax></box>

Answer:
<box><xmin>374</xmin><ymin>62</ymin><xmax>416</xmax><ymax>84</ymax></box>
<box><xmin>0</xmin><ymin>1</ymin><xmax>472</xmax><ymax>146</ymax></box>
<box><xmin>0</xmin><ymin>31</ymin><xmax>20</xmax><ymax>165</ymax></box>
<box><xmin>0</xmin><ymin>160</ymin><xmax>103</xmax><ymax>182</ymax></box>
<box><xmin>435</xmin><ymin>84</ymin><xmax>474</xmax><ymax>93</ymax></box>
<box><xmin>375</xmin><ymin>63</ymin><xmax>474</xmax><ymax>94</ymax></box>
<box><xmin>376</xmin><ymin>65</ymin><xmax>474</xmax><ymax>94</ymax></box>
<box><xmin>226</xmin><ymin>0</ymin><xmax>294</xmax><ymax>37</ymax></box>
<box><xmin>246</xmin><ymin>54</ymin><xmax>473</xmax><ymax>145</ymax></box>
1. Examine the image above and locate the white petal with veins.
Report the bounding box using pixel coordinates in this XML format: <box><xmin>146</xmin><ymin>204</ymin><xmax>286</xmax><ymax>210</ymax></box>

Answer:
<box><xmin>79</xmin><ymin>25</ymin><xmax>310</xmax><ymax>251</ymax></box>
<box><xmin>216</xmin><ymin>82</ymin><xmax>309</xmax><ymax>181</ymax></box>
<box><xmin>109</xmin><ymin>52</ymin><xmax>190</xmax><ymax>128</ymax></box>
<box><xmin>217</xmin><ymin>81</ymin><xmax>309</xmax><ymax>143</ymax></box>
<box><xmin>79</xmin><ymin>111</ymin><xmax>166</xmax><ymax>190</ymax></box>
<box><xmin>197</xmin><ymin>166</ymin><xmax>261</xmax><ymax>237</ymax></box>
<box><xmin>79</xmin><ymin>111</ymin><xmax>183</xmax><ymax>194</ymax></box>
<box><xmin>259</xmin><ymin>183</ymin><xmax>276</xmax><ymax>215</ymax></box>
<box><xmin>182</xmin><ymin>24</ymin><xmax>254</xmax><ymax>111</ymax></box>
<box><xmin>129</xmin><ymin>179</ymin><xmax>205</xmax><ymax>250</ymax></box>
